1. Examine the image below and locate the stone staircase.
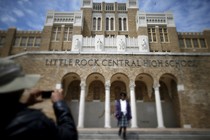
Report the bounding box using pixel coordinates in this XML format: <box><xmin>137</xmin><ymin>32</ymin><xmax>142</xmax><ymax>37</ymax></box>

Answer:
<box><xmin>78</xmin><ymin>128</ymin><xmax>210</xmax><ymax>140</ymax></box>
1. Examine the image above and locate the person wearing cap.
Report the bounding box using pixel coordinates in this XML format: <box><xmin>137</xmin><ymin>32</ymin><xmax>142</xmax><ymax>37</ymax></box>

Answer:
<box><xmin>115</xmin><ymin>92</ymin><xmax>132</xmax><ymax>139</ymax></box>
<box><xmin>0</xmin><ymin>59</ymin><xmax>78</xmax><ymax>140</ymax></box>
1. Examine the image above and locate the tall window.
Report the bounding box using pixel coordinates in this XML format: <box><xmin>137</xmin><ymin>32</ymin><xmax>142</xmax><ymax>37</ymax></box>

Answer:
<box><xmin>20</xmin><ymin>37</ymin><xmax>27</xmax><ymax>47</ymax></box>
<box><xmin>185</xmin><ymin>39</ymin><xmax>192</xmax><ymax>48</ymax></box>
<box><xmin>34</xmin><ymin>37</ymin><xmax>41</xmax><ymax>47</ymax></box>
<box><xmin>93</xmin><ymin>18</ymin><xmax>96</xmax><ymax>30</ymax></box>
<box><xmin>200</xmin><ymin>39</ymin><xmax>206</xmax><ymax>48</ymax></box>
<box><xmin>119</xmin><ymin>18</ymin><xmax>127</xmax><ymax>31</ymax></box>
<box><xmin>148</xmin><ymin>27</ymin><xmax>157</xmax><ymax>42</ymax></box>
<box><xmin>97</xmin><ymin>18</ymin><xmax>101</xmax><ymax>30</ymax></box>
<box><xmin>13</xmin><ymin>37</ymin><xmax>20</xmax><ymax>47</ymax></box>
<box><xmin>106</xmin><ymin>17</ymin><xmax>114</xmax><ymax>31</ymax></box>
<box><xmin>93</xmin><ymin>17</ymin><xmax>101</xmax><ymax>31</ymax></box>
<box><xmin>0</xmin><ymin>37</ymin><xmax>5</xmax><ymax>47</ymax></box>
<box><xmin>27</xmin><ymin>37</ymin><xmax>34</xmax><ymax>47</ymax></box>
<box><xmin>51</xmin><ymin>26</ymin><xmax>61</xmax><ymax>41</ymax></box>
<box><xmin>179</xmin><ymin>38</ymin><xmax>184</xmax><ymax>48</ymax></box>
<box><xmin>106</xmin><ymin>18</ymin><xmax>109</xmax><ymax>30</ymax></box>
<box><xmin>123</xmin><ymin>18</ymin><xmax>127</xmax><ymax>31</ymax></box>
<box><xmin>64</xmin><ymin>26</ymin><xmax>73</xmax><ymax>41</ymax></box>
<box><xmin>193</xmin><ymin>39</ymin><xmax>199</xmax><ymax>48</ymax></box>
<box><xmin>159</xmin><ymin>26</ymin><xmax>168</xmax><ymax>42</ymax></box>
<box><xmin>110</xmin><ymin>18</ymin><xmax>114</xmax><ymax>30</ymax></box>
<box><xmin>119</xmin><ymin>18</ymin><xmax>122</xmax><ymax>30</ymax></box>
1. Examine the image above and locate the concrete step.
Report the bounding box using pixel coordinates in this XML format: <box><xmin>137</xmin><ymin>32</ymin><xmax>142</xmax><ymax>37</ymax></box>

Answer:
<box><xmin>78</xmin><ymin>128</ymin><xmax>210</xmax><ymax>140</ymax></box>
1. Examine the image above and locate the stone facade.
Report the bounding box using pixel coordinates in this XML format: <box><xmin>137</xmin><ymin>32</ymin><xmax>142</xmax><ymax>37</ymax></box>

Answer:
<box><xmin>0</xmin><ymin>0</ymin><xmax>210</xmax><ymax>128</ymax></box>
<box><xmin>9</xmin><ymin>52</ymin><xmax>210</xmax><ymax>128</ymax></box>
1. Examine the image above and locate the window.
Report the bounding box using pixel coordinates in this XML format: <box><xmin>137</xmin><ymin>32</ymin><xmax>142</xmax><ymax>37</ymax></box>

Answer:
<box><xmin>92</xmin><ymin>17</ymin><xmax>101</xmax><ymax>31</ymax></box>
<box><xmin>97</xmin><ymin>18</ymin><xmax>101</xmax><ymax>30</ymax></box>
<box><xmin>159</xmin><ymin>26</ymin><xmax>168</xmax><ymax>42</ymax></box>
<box><xmin>106</xmin><ymin>18</ymin><xmax>109</xmax><ymax>30</ymax></box>
<box><xmin>64</xmin><ymin>26</ymin><xmax>73</xmax><ymax>41</ymax></box>
<box><xmin>13</xmin><ymin>37</ymin><xmax>20</xmax><ymax>47</ymax></box>
<box><xmin>179</xmin><ymin>38</ymin><xmax>184</xmax><ymax>48</ymax></box>
<box><xmin>123</xmin><ymin>18</ymin><xmax>127</xmax><ymax>31</ymax></box>
<box><xmin>148</xmin><ymin>27</ymin><xmax>157</xmax><ymax>42</ymax></box>
<box><xmin>34</xmin><ymin>37</ymin><xmax>41</xmax><ymax>47</ymax></box>
<box><xmin>106</xmin><ymin>17</ymin><xmax>114</xmax><ymax>31</ymax></box>
<box><xmin>110</xmin><ymin>18</ymin><xmax>114</xmax><ymax>30</ymax></box>
<box><xmin>119</xmin><ymin>18</ymin><xmax>122</xmax><ymax>30</ymax></box>
<box><xmin>193</xmin><ymin>39</ymin><xmax>199</xmax><ymax>48</ymax></box>
<box><xmin>106</xmin><ymin>3</ymin><xmax>114</xmax><ymax>11</ymax></box>
<box><xmin>185</xmin><ymin>39</ymin><xmax>192</xmax><ymax>48</ymax></box>
<box><xmin>0</xmin><ymin>36</ymin><xmax>5</xmax><ymax>47</ymax></box>
<box><xmin>93</xmin><ymin>18</ymin><xmax>96</xmax><ymax>30</ymax></box>
<box><xmin>93</xmin><ymin>3</ymin><xmax>101</xmax><ymax>11</ymax></box>
<box><xmin>118</xmin><ymin>3</ymin><xmax>126</xmax><ymax>11</ymax></box>
<box><xmin>27</xmin><ymin>37</ymin><xmax>34</xmax><ymax>47</ymax></box>
<box><xmin>119</xmin><ymin>18</ymin><xmax>127</xmax><ymax>31</ymax></box>
<box><xmin>200</xmin><ymin>39</ymin><xmax>206</xmax><ymax>48</ymax></box>
<box><xmin>51</xmin><ymin>26</ymin><xmax>61</xmax><ymax>41</ymax></box>
<box><xmin>20</xmin><ymin>37</ymin><xmax>27</xmax><ymax>47</ymax></box>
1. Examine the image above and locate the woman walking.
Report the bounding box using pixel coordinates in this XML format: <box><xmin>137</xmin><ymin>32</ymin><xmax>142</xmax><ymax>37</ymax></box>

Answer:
<box><xmin>115</xmin><ymin>92</ymin><xmax>132</xmax><ymax>139</ymax></box>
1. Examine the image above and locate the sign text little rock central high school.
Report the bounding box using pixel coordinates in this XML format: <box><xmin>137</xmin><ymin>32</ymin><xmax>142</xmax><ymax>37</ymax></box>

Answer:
<box><xmin>45</xmin><ymin>58</ymin><xmax>198</xmax><ymax>68</ymax></box>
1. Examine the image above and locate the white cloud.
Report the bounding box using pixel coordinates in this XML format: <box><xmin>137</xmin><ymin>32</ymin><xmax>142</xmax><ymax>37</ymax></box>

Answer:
<box><xmin>26</xmin><ymin>21</ymin><xmax>43</xmax><ymax>30</ymax></box>
<box><xmin>13</xmin><ymin>8</ymin><xmax>25</xmax><ymax>17</ymax></box>
<box><xmin>18</xmin><ymin>0</ymin><xmax>29</xmax><ymax>6</ymax></box>
<box><xmin>24</xmin><ymin>8</ymin><xmax>37</xmax><ymax>17</ymax></box>
<box><xmin>1</xmin><ymin>15</ymin><xmax>17</xmax><ymax>23</ymax></box>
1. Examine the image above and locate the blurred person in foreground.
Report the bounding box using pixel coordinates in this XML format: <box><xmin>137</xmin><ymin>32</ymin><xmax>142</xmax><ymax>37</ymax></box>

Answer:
<box><xmin>0</xmin><ymin>59</ymin><xmax>78</xmax><ymax>140</ymax></box>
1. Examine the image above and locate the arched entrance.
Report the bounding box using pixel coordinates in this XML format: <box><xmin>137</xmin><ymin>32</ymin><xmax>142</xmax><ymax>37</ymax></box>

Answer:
<box><xmin>135</xmin><ymin>73</ymin><xmax>156</xmax><ymax>128</ymax></box>
<box><xmin>159</xmin><ymin>73</ymin><xmax>180</xmax><ymax>127</ymax></box>
<box><xmin>110</xmin><ymin>73</ymin><xmax>129</xmax><ymax>128</ymax></box>
<box><xmin>85</xmin><ymin>73</ymin><xmax>105</xmax><ymax>128</ymax></box>
<box><xmin>62</xmin><ymin>73</ymin><xmax>81</xmax><ymax>126</ymax></box>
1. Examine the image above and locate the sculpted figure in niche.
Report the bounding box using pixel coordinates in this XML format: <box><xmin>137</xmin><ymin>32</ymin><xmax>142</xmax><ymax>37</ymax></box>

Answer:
<box><xmin>74</xmin><ymin>39</ymin><xmax>80</xmax><ymax>49</ymax></box>
<box><xmin>97</xmin><ymin>39</ymin><xmax>103</xmax><ymax>50</ymax></box>
<box><xmin>119</xmin><ymin>39</ymin><xmax>125</xmax><ymax>50</ymax></box>
<box><xmin>141</xmin><ymin>39</ymin><xmax>148</xmax><ymax>50</ymax></box>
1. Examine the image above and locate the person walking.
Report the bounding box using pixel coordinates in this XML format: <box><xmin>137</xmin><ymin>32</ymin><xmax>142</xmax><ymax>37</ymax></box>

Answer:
<box><xmin>115</xmin><ymin>92</ymin><xmax>132</xmax><ymax>139</ymax></box>
<box><xmin>0</xmin><ymin>59</ymin><xmax>78</xmax><ymax>140</ymax></box>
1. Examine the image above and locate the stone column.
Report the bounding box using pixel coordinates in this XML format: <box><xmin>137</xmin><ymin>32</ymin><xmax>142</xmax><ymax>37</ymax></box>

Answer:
<box><xmin>78</xmin><ymin>81</ymin><xmax>86</xmax><ymax>128</ymax></box>
<box><xmin>154</xmin><ymin>85</ymin><xmax>165</xmax><ymax>128</ymax></box>
<box><xmin>104</xmin><ymin>80</ymin><xmax>111</xmax><ymax>128</ymax></box>
<box><xmin>130</xmin><ymin>81</ymin><xmax>138</xmax><ymax>128</ymax></box>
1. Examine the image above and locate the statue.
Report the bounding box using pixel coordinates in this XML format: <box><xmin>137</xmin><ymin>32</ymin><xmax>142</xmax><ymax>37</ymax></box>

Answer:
<box><xmin>96</xmin><ymin>39</ymin><xmax>103</xmax><ymax>50</ymax></box>
<box><xmin>74</xmin><ymin>39</ymin><xmax>80</xmax><ymax>49</ymax></box>
<box><xmin>141</xmin><ymin>39</ymin><xmax>148</xmax><ymax>50</ymax></box>
<box><xmin>119</xmin><ymin>39</ymin><xmax>125</xmax><ymax>50</ymax></box>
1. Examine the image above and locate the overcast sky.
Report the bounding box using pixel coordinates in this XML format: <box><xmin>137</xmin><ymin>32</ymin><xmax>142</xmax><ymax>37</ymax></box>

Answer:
<box><xmin>0</xmin><ymin>0</ymin><xmax>210</xmax><ymax>32</ymax></box>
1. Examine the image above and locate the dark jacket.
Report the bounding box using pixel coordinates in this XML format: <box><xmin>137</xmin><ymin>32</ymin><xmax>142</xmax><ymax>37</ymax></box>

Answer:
<box><xmin>1</xmin><ymin>101</ymin><xmax>78</xmax><ymax>140</ymax></box>
<box><xmin>115</xmin><ymin>99</ymin><xmax>132</xmax><ymax>121</ymax></box>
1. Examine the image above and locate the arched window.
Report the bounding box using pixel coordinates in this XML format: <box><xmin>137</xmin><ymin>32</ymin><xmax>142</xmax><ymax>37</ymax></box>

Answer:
<box><xmin>123</xmin><ymin>18</ymin><xmax>127</xmax><ymax>31</ymax></box>
<box><xmin>93</xmin><ymin>17</ymin><xmax>96</xmax><ymax>30</ymax></box>
<box><xmin>106</xmin><ymin>18</ymin><xmax>109</xmax><ymax>30</ymax></box>
<box><xmin>119</xmin><ymin>18</ymin><xmax>122</xmax><ymax>30</ymax></box>
<box><xmin>110</xmin><ymin>18</ymin><xmax>114</xmax><ymax>30</ymax></box>
<box><xmin>97</xmin><ymin>18</ymin><xmax>101</xmax><ymax>30</ymax></box>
